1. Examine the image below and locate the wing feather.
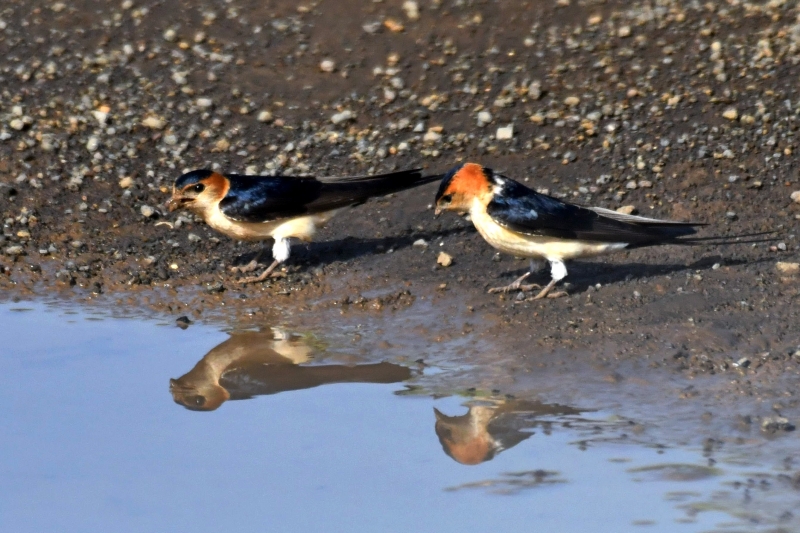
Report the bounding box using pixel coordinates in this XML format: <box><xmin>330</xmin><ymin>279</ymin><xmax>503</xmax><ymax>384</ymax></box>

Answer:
<box><xmin>486</xmin><ymin>178</ymin><xmax>699</xmax><ymax>244</ymax></box>
<box><xmin>220</xmin><ymin>169</ymin><xmax>436</xmax><ymax>223</ymax></box>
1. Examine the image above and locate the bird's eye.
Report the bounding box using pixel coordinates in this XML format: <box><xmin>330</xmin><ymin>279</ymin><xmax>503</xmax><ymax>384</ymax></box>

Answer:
<box><xmin>193</xmin><ymin>183</ymin><xmax>205</xmax><ymax>193</ymax></box>
<box><xmin>441</xmin><ymin>194</ymin><xmax>453</xmax><ymax>204</ymax></box>
<box><xmin>192</xmin><ymin>396</ymin><xmax>206</xmax><ymax>406</ymax></box>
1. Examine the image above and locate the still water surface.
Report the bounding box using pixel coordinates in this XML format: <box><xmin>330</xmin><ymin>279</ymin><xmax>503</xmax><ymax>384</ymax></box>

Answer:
<box><xmin>0</xmin><ymin>302</ymin><xmax>791</xmax><ymax>532</ymax></box>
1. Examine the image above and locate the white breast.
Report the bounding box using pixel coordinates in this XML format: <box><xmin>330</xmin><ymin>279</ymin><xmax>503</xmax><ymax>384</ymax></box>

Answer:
<box><xmin>202</xmin><ymin>205</ymin><xmax>342</xmax><ymax>242</ymax></box>
<box><xmin>469</xmin><ymin>200</ymin><xmax>628</xmax><ymax>261</ymax></box>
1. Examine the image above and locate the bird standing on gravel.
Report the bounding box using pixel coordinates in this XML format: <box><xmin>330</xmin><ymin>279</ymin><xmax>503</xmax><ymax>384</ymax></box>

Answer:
<box><xmin>166</xmin><ymin>168</ymin><xmax>440</xmax><ymax>283</ymax></box>
<box><xmin>434</xmin><ymin>162</ymin><xmax>704</xmax><ymax>300</ymax></box>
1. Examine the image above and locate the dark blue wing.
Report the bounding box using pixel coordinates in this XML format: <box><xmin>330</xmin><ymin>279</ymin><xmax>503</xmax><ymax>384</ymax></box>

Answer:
<box><xmin>219</xmin><ymin>169</ymin><xmax>437</xmax><ymax>223</ymax></box>
<box><xmin>487</xmin><ymin>178</ymin><xmax>698</xmax><ymax>244</ymax></box>
<box><xmin>219</xmin><ymin>175</ymin><xmax>323</xmax><ymax>222</ymax></box>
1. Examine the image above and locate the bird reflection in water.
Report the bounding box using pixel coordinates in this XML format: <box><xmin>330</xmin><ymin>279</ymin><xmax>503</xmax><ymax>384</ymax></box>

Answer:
<box><xmin>170</xmin><ymin>328</ymin><xmax>412</xmax><ymax>411</ymax></box>
<box><xmin>434</xmin><ymin>399</ymin><xmax>581</xmax><ymax>465</ymax></box>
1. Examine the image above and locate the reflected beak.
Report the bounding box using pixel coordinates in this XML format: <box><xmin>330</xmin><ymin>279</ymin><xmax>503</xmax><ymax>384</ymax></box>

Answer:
<box><xmin>165</xmin><ymin>196</ymin><xmax>181</xmax><ymax>212</ymax></box>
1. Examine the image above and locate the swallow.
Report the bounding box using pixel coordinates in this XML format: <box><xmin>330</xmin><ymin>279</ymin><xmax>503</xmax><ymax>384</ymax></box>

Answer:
<box><xmin>169</xmin><ymin>328</ymin><xmax>412</xmax><ymax>411</ymax></box>
<box><xmin>166</xmin><ymin>168</ymin><xmax>440</xmax><ymax>283</ymax></box>
<box><xmin>434</xmin><ymin>162</ymin><xmax>704</xmax><ymax>299</ymax></box>
<box><xmin>434</xmin><ymin>399</ymin><xmax>581</xmax><ymax>465</ymax></box>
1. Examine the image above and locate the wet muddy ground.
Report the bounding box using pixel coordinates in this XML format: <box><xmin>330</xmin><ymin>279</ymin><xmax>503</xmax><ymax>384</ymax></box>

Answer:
<box><xmin>1</xmin><ymin>0</ymin><xmax>800</xmax><ymax>529</ymax></box>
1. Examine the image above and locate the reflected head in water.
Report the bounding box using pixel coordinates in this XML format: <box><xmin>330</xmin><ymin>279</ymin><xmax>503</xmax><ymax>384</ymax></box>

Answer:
<box><xmin>434</xmin><ymin>399</ymin><xmax>581</xmax><ymax>465</ymax></box>
<box><xmin>170</xmin><ymin>327</ymin><xmax>412</xmax><ymax>411</ymax></box>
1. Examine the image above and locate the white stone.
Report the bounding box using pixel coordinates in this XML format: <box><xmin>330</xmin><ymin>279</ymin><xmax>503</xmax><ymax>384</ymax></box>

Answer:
<box><xmin>331</xmin><ymin>110</ymin><xmax>354</xmax><ymax>125</ymax></box>
<box><xmin>496</xmin><ymin>124</ymin><xmax>514</xmax><ymax>140</ymax></box>
<box><xmin>423</xmin><ymin>130</ymin><xmax>442</xmax><ymax>143</ymax></box>
<box><xmin>402</xmin><ymin>1</ymin><xmax>420</xmax><ymax>20</ymax></box>
<box><xmin>142</xmin><ymin>115</ymin><xmax>165</xmax><ymax>130</ymax></box>
<box><xmin>776</xmin><ymin>262</ymin><xmax>799</xmax><ymax>275</ymax></box>
<box><xmin>86</xmin><ymin>136</ymin><xmax>100</xmax><ymax>152</ymax></box>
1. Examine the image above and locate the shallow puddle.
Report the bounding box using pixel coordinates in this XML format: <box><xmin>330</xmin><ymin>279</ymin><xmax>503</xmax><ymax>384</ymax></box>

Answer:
<box><xmin>1</xmin><ymin>302</ymin><xmax>798</xmax><ymax>532</ymax></box>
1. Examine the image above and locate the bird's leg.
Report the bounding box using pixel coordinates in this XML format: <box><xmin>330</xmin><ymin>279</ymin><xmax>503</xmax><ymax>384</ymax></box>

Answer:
<box><xmin>528</xmin><ymin>259</ymin><xmax>568</xmax><ymax>300</ymax></box>
<box><xmin>238</xmin><ymin>237</ymin><xmax>290</xmax><ymax>284</ymax></box>
<box><xmin>517</xmin><ymin>259</ymin><xmax>546</xmax><ymax>291</ymax></box>
<box><xmin>231</xmin><ymin>249</ymin><xmax>265</xmax><ymax>273</ymax></box>
<box><xmin>488</xmin><ymin>272</ymin><xmax>540</xmax><ymax>294</ymax></box>
<box><xmin>488</xmin><ymin>260</ymin><xmax>543</xmax><ymax>294</ymax></box>
<box><xmin>238</xmin><ymin>259</ymin><xmax>281</xmax><ymax>284</ymax></box>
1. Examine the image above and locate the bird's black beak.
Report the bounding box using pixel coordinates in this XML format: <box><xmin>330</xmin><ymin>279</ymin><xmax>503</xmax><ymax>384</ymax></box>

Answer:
<box><xmin>165</xmin><ymin>197</ymin><xmax>181</xmax><ymax>212</ymax></box>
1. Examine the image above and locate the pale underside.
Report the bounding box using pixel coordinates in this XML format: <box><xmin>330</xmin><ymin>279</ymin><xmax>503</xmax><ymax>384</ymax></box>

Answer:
<box><xmin>203</xmin><ymin>204</ymin><xmax>343</xmax><ymax>243</ymax></box>
<box><xmin>192</xmin><ymin>200</ymin><xmax>345</xmax><ymax>264</ymax></box>
<box><xmin>469</xmin><ymin>199</ymin><xmax>629</xmax><ymax>262</ymax></box>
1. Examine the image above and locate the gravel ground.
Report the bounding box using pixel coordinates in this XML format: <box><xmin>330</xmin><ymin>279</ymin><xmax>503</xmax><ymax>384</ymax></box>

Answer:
<box><xmin>1</xmin><ymin>0</ymin><xmax>800</xmax><ymax>428</ymax></box>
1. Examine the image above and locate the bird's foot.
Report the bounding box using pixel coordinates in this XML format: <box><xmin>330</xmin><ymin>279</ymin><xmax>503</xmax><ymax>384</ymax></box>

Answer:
<box><xmin>488</xmin><ymin>272</ymin><xmax>539</xmax><ymax>294</ymax></box>
<box><xmin>231</xmin><ymin>259</ymin><xmax>263</xmax><ymax>274</ymax></box>
<box><xmin>238</xmin><ymin>260</ymin><xmax>282</xmax><ymax>284</ymax></box>
<box><xmin>534</xmin><ymin>290</ymin><xmax>568</xmax><ymax>300</ymax></box>
<box><xmin>527</xmin><ymin>280</ymin><xmax>567</xmax><ymax>300</ymax></box>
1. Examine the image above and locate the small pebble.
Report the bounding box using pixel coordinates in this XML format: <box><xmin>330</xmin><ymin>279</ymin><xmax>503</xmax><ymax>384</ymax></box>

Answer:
<box><xmin>722</xmin><ymin>108</ymin><xmax>738</xmax><ymax>121</ymax></box>
<box><xmin>776</xmin><ymin>262</ymin><xmax>800</xmax><ymax>275</ymax></box>
<box><xmin>476</xmin><ymin>110</ymin><xmax>492</xmax><ymax>127</ymax></box>
<box><xmin>319</xmin><ymin>59</ymin><xmax>336</xmax><ymax>73</ymax></box>
<box><xmin>402</xmin><ymin>1</ymin><xmax>420</xmax><ymax>20</ymax></box>
<box><xmin>142</xmin><ymin>116</ymin><xmax>165</xmax><ymax>130</ymax></box>
<box><xmin>423</xmin><ymin>130</ymin><xmax>442</xmax><ymax>143</ymax></box>
<box><xmin>437</xmin><ymin>252</ymin><xmax>453</xmax><ymax>267</ymax></box>
<box><xmin>616</xmin><ymin>205</ymin><xmax>637</xmax><ymax>215</ymax></box>
<box><xmin>257</xmin><ymin>110</ymin><xmax>273</xmax><ymax>123</ymax></box>
<box><xmin>140</xmin><ymin>205</ymin><xmax>156</xmax><ymax>218</ymax></box>
<box><xmin>86</xmin><ymin>136</ymin><xmax>100</xmax><ymax>152</ymax></box>
<box><xmin>791</xmin><ymin>191</ymin><xmax>800</xmax><ymax>204</ymax></box>
<box><xmin>331</xmin><ymin>110</ymin><xmax>355</xmax><ymax>125</ymax></box>
<box><xmin>761</xmin><ymin>416</ymin><xmax>795</xmax><ymax>433</ymax></box>
<box><xmin>528</xmin><ymin>81</ymin><xmax>542</xmax><ymax>100</ymax></box>
<box><xmin>496</xmin><ymin>124</ymin><xmax>514</xmax><ymax>140</ymax></box>
<box><xmin>384</xmin><ymin>18</ymin><xmax>404</xmax><ymax>33</ymax></box>
<box><xmin>176</xmin><ymin>316</ymin><xmax>192</xmax><ymax>329</ymax></box>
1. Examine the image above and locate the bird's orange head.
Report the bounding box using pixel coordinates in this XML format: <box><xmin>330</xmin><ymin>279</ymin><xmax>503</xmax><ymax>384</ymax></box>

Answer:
<box><xmin>434</xmin><ymin>407</ymin><xmax>497</xmax><ymax>465</ymax></box>
<box><xmin>434</xmin><ymin>162</ymin><xmax>493</xmax><ymax>216</ymax></box>
<box><xmin>166</xmin><ymin>169</ymin><xmax>229</xmax><ymax>214</ymax></box>
<box><xmin>169</xmin><ymin>376</ymin><xmax>231</xmax><ymax>412</ymax></box>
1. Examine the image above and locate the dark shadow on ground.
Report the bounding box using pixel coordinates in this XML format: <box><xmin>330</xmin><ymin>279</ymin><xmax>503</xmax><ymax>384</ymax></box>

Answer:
<box><xmin>484</xmin><ymin>255</ymin><xmax>774</xmax><ymax>295</ymax></box>
<box><xmin>229</xmin><ymin>225</ymin><xmax>473</xmax><ymax>270</ymax></box>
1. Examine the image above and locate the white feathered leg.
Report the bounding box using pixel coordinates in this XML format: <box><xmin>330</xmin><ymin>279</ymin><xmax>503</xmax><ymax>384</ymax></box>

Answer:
<box><xmin>239</xmin><ymin>238</ymin><xmax>291</xmax><ymax>284</ymax></box>
<box><xmin>530</xmin><ymin>259</ymin><xmax>569</xmax><ymax>300</ymax></box>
